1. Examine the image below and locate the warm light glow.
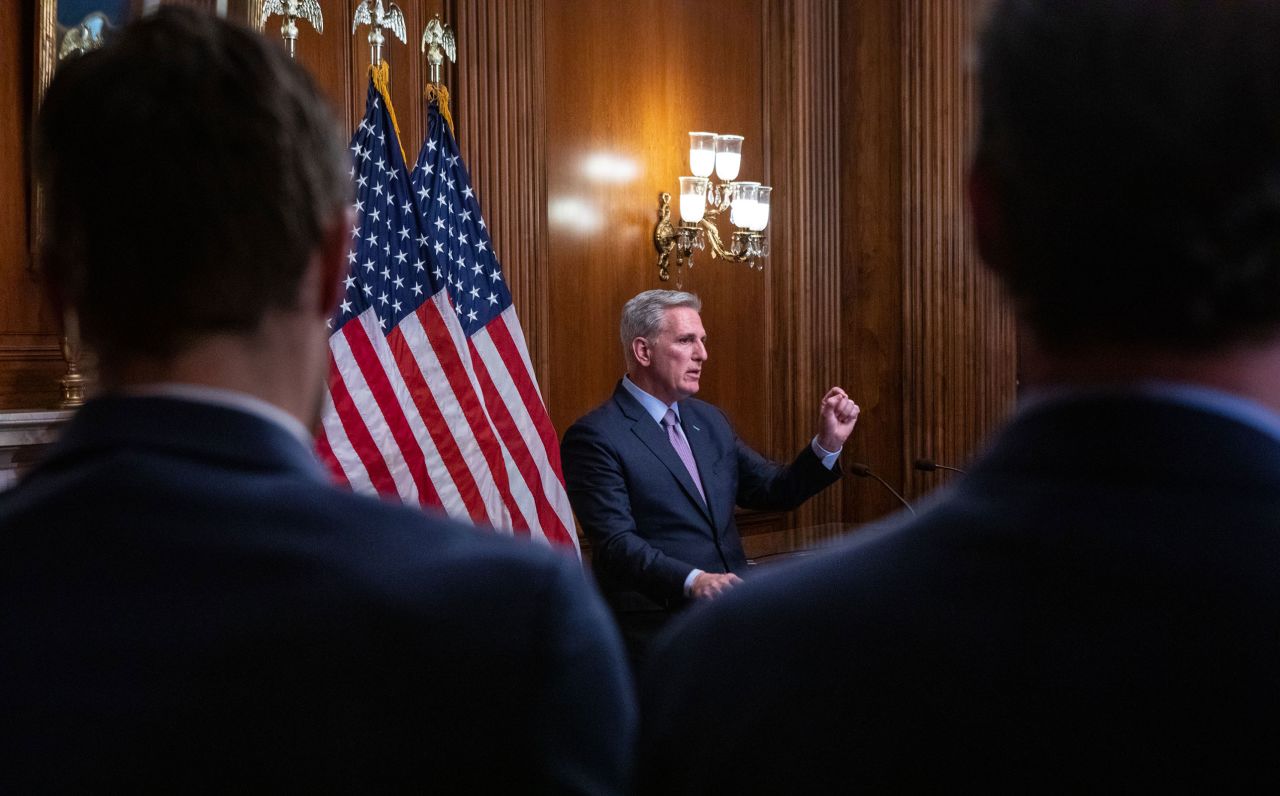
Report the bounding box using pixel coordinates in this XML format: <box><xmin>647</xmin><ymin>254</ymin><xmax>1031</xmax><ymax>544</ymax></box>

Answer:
<box><xmin>548</xmin><ymin>196</ymin><xmax>604</xmax><ymax>233</ymax></box>
<box><xmin>583</xmin><ymin>153</ymin><xmax>639</xmax><ymax>183</ymax></box>
<box><xmin>729</xmin><ymin>182</ymin><xmax>759</xmax><ymax>228</ymax></box>
<box><xmin>690</xmin><ymin>150</ymin><xmax>715</xmax><ymax>178</ymax></box>
<box><xmin>679</xmin><ymin>176</ymin><xmax>709</xmax><ymax>223</ymax></box>
<box><xmin>739</xmin><ymin>202</ymin><xmax>767</xmax><ymax>231</ymax></box>
<box><xmin>680</xmin><ymin>194</ymin><xmax>706</xmax><ymax>223</ymax></box>
<box><xmin>689</xmin><ymin>132</ymin><xmax>716</xmax><ymax>178</ymax></box>
<box><xmin>715</xmin><ymin>135</ymin><xmax>744</xmax><ymax>181</ymax></box>
<box><xmin>750</xmin><ymin>186</ymin><xmax>772</xmax><ymax>231</ymax></box>
<box><xmin>715</xmin><ymin>152</ymin><xmax>741</xmax><ymax>181</ymax></box>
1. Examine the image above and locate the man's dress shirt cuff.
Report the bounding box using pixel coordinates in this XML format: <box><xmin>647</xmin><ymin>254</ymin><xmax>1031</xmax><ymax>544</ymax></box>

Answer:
<box><xmin>810</xmin><ymin>436</ymin><xmax>842</xmax><ymax>470</ymax></box>
<box><xmin>683</xmin><ymin>568</ymin><xmax>704</xmax><ymax>597</ymax></box>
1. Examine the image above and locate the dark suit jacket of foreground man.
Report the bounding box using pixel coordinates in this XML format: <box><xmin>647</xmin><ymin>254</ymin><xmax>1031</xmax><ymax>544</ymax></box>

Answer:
<box><xmin>563</xmin><ymin>382</ymin><xmax>839</xmax><ymax>625</ymax></box>
<box><xmin>0</xmin><ymin>396</ymin><xmax>634</xmax><ymax>792</ymax></box>
<box><xmin>640</xmin><ymin>393</ymin><xmax>1280</xmax><ymax>791</ymax></box>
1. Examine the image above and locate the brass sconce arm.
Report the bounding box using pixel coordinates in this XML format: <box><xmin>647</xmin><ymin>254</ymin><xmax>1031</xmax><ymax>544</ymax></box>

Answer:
<box><xmin>654</xmin><ymin>192</ymin><xmax>767</xmax><ymax>283</ymax></box>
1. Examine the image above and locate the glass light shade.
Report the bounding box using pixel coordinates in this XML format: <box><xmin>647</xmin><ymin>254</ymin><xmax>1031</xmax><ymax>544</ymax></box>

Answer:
<box><xmin>729</xmin><ymin>182</ymin><xmax>759</xmax><ymax>228</ymax></box>
<box><xmin>688</xmin><ymin>132</ymin><xmax>716</xmax><ymax>178</ymax></box>
<box><xmin>679</xmin><ymin>176</ymin><xmax>710</xmax><ymax>223</ymax></box>
<box><xmin>715</xmin><ymin>134</ymin><xmax>744</xmax><ymax>181</ymax></box>
<box><xmin>749</xmin><ymin>186</ymin><xmax>772</xmax><ymax>231</ymax></box>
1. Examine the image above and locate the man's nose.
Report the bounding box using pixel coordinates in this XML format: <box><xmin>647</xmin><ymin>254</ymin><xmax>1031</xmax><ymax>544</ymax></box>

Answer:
<box><xmin>694</xmin><ymin>342</ymin><xmax>708</xmax><ymax>361</ymax></box>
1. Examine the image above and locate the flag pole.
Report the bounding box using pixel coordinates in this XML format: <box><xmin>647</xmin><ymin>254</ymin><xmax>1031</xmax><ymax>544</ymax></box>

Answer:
<box><xmin>420</xmin><ymin>14</ymin><xmax>457</xmax><ymax>135</ymax></box>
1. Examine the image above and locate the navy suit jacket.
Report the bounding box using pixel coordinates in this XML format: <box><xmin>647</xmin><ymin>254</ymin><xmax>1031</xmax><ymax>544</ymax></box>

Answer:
<box><xmin>0</xmin><ymin>396</ymin><xmax>634</xmax><ymax>793</ymax></box>
<box><xmin>640</xmin><ymin>394</ymin><xmax>1280</xmax><ymax>791</ymax></box>
<box><xmin>561</xmin><ymin>381</ymin><xmax>840</xmax><ymax>613</ymax></box>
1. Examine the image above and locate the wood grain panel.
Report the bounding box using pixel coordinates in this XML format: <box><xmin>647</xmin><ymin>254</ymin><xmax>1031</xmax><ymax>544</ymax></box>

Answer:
<box><xmin>900</xmin><ymin>0</ymin><xmax>1016</xmax><ymax>500</ymax></box>
<box><xmin>451</xmin><ymin>0</ymin><xmax>548</xmax><ymax>381</ymax></box>
<box><xmin>0</xmin><ymin>337</ymin><xmax>65</xmax><ymax>410</ymax></box>
<box><xmin>0</xmin><ymin>0</ymin><xmax>61</xmax><ymax>410</ymax></box>
<box><xmin>766</xmin><ymin>0</ymin><xmax>844</xmax><ymax>529</ymax></box>
<box><xmin>278</xmin><ymin>0</ymin><xmax>355</xmax><ymax>129</ymax></box>
<box><xmin>542</xmin><ymin>0</ymin><xmax>772</xmax><ymax>461</ymax></box>
<box><xmin>840</xmin><ymin>0</ymin><xmax>906</xmax><ymax>523</ymax></box>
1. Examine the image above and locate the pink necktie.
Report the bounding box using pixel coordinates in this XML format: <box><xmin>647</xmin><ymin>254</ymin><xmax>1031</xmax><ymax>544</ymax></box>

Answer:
<box><xmin>663</xmin><ymin>408</ymin><xmax>705</xmax><ymax>502</ymax></box>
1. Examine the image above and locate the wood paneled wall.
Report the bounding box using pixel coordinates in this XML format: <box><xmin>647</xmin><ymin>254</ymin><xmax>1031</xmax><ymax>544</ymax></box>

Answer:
<box><xmin>1</xmin><ymin>0</ymin><xmax>1017</xmax><ymax>538</ymax></box>
<box><xmin>841</xmin><ymin>0</ymin><xmax>906</xmax><ymax>522</ymax></box>
<box><xmin>450</xmin><ymin>0</ymin><xmax>548</xmax><ymax>379</ymax></box>
<box><xmin>1</xmin><ymin>0</ymin><xmax>62</xmax><ymax>411</ymax></box>
<box><xmin>898</xmin><ymin>0</ymin><xmax>1017</xmax><ymax>503</ymax></box>
<box><xmin>841</xmin><ymin>0</ymin><xmax>1016</xmax><ymax>522</ymax></box>
<box><xmin>766</xmin><ymin>0</ymin><xmax>845</xmax><ymax>530</ymax></box>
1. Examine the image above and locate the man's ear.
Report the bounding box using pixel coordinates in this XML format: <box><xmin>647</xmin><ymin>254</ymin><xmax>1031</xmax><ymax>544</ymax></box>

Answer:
<box><xmin>631</xmin><ymin>336</ymin><xmax>652</xmax><ymax>367</ymax></box>
<box><xmin>311</xmin><ymin>207</ymin><xmax>356</xmax><ymax>317</ymax></box>
<box><xmin>968</xmin><ymin>157</ymin><xmax>1010</xmax><ymax>275</ymax></box>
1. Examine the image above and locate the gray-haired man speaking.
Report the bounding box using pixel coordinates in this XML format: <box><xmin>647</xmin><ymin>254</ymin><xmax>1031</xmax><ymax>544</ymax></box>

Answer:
<box><xmin>561</xmin><ymin>289</ymin><xmax>860</xmax><ymax>662</ymax></box>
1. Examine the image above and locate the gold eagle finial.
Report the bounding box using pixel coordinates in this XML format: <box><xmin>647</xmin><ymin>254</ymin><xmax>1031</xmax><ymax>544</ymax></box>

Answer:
<box><xmin>420</xmin><ymin>15</ymin><xmax>456</xmax><ymax>85</ymax></box>
<box><xmin>258</xmin><ymin>0</ymin><xmax>324</xmax><ymax>59</ymax></box>
<box><xmin>353</xmin><ymin>0</ymin><xmax>407</xmax><ymax>66</ymax></box>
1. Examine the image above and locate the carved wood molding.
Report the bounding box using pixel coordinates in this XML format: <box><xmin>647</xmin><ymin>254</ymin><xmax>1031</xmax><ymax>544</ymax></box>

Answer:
<box><xmin>450</xmin><ymin>0</ymin><xmax>549</xmax><ymax>388</ymax></box>
<box><xmin>900</xmin><ymin>0</ymin><xmax>1016</xmax><ymax>496</ymax></box>
<box><xmin>0</xmin><ymin>344</ymin><xmax>62</xmax><ymax>362</ymax></box>
<box><xmin>766</xmin><ymin>0</ymin><xmax>843</xmax><ymax>529</ymax></box>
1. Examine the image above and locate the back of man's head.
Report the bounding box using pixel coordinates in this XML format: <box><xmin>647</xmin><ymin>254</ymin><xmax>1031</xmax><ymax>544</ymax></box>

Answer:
<box><xmin>977</xmin><ymin>0</ymin><xmax>1280</xmax><ymax>354</ymax></box>
<box><xmin>34</xmin><ymin>6</ymin><xmax>349</xmax><ymax>368</ymax></box>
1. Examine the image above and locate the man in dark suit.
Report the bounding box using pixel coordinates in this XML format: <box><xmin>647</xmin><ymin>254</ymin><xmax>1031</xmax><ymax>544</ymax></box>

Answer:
<box><xmin>562</xmin><ymin>290</ymin><xmax>860</xmax><ymax>661</ymax></box>
<box><xmin>1</xmin><ymin>9</ymin><xmax>633</xmax><ymax>792</ymax></box>
<box><xmin>639</xmin><ymin>1</ymin><xmax>1280</xmax><ymax>791</ymax></box>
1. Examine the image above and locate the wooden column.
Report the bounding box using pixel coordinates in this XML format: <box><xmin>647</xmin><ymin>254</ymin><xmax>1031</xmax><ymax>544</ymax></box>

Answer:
<box><xmin>900</xmin><ymin>0</ymin><xmax>1016</xmax><ymax>501</ymax></box>
<box><xmin>766</xmin><ymin>0</ymin><xmax>844</xmax><ymax>531</ymax></box>
<box><xmin>841</xmin><ymin>0</ymin><xmax>906</xmax><ymax>523</ymax></box>
<box><xmin>842</xmin><ymin>0</ymin><xmax>1016</xmax><ymax>525</ymax></box>
<box><xmin>451</xmin><ymin>0</ymin><xmax>549</xmax><ymax>384</ymax></box>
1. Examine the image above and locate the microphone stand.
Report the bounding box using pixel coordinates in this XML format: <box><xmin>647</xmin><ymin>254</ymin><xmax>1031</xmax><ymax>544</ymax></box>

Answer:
<box><xmin>848</xmin><ymin>463</ymin><xmax>915</xmax><ymax>515</ymax></box>
<box><xmin>913</xmin><ymin>458</ymin><xmax>967</xmax><ymax>475</ymax></box>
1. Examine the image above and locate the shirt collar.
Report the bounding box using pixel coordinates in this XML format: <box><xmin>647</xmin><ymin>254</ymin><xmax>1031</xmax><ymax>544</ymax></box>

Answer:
<box><xmin>117</xmin><ymin>383</ymin><xmax>314</xmax><ymax>447</ymax></box>
<box><xmin>622</xmin><ymin>375</ymin><xmax>680</xmax><ymax>425</ymax></box>
<box><xmin>1020</xmin><ymin>381</ymin><xmax>1280</xmax><ymax>446</ymax></box>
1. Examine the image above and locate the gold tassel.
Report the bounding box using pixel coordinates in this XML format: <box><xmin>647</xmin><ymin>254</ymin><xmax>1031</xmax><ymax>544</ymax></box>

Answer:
<box><xmin>369</xmin><ymin>61</ymin><xmax>408</xmax><ymax>165</ymax></box>
<box><xmin>423</xmin><ymin>82</ymin><xmax>455</xmax><ymax>137</ymax></box>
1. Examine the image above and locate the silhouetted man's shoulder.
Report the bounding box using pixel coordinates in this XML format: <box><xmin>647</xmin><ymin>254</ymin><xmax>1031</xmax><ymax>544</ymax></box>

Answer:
<box><xmin>0</xmin><ymin>397</ymin><xmax>634</xmax><ymax>792</ymax></box>
<box><xmin>639</xmin><ymin>397</ymin><xmax>1280</xmax><ymax>792</ymax></box>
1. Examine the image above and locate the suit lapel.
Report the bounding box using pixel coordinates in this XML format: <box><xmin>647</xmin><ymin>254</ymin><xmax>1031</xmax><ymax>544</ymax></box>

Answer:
<box><xmin>613</xmin><ymin>384</ymin><xmax>714</xmax><ymax>524</ymax></box>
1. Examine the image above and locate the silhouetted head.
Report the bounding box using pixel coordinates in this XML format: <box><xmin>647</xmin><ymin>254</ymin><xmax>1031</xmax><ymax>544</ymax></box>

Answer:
<box><xmin>973</xmin><ymin>0</ymin><xmax>1280</xmax><ymax>354</ymax></box>
<box><xmin>34</xmin><ymin>6</ymin><xmax>349</xmax><ymax>371</ymax></box>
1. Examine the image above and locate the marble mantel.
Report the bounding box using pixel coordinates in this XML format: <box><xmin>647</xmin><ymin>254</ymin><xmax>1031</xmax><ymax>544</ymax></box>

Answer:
<box><xmin>0</xmin><ymin>409</ymin><xmax>71</xmax><ymax>489</ymax></box>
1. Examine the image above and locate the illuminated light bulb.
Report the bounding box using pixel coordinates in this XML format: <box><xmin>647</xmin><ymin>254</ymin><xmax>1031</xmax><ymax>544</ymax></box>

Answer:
<box><xmin>689</xmin><ymin>132</ymin><xmax>716</xmax><ymax>179</ymax></box>
<box><xmin>679</xmin><ymin>176</ymin><xmax>709</xmax><ymax>223</ymax></box>
<box><xmin>715</xmin><ymin>135</ymin><xmax>743</xmax><ymax>181</ymax></box>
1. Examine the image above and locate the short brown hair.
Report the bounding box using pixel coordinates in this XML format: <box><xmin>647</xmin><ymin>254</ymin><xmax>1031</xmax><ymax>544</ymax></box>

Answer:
<box><xmin>34</xmin><ymin>6</ymin><xmax>349</xmax><ymax>364</ymax></box>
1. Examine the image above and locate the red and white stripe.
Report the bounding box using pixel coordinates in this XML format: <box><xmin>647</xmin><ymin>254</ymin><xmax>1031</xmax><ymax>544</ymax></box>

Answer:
<box><xmin>318</xmin><ymin>292</ymin><xmax>579</xmax><ymax>553</ymax></box>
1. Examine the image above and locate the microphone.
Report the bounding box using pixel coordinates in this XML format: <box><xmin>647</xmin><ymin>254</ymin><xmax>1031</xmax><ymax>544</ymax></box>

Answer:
<box><xmin>913</xmin><ymin>458</ymin><xmax>967</xmax><ymax>475</ymax></box>
<box><xmin>848</xmin><ymin>462</ymin><xmax>915</xmax><ymax>515</ymax></box>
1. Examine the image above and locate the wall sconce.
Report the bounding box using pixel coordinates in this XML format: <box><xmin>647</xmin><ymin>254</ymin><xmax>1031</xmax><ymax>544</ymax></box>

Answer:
<box><xmin>654</xmin><ymin>132</ymin><xmax>771</xmax><ymax>283</ymax></box>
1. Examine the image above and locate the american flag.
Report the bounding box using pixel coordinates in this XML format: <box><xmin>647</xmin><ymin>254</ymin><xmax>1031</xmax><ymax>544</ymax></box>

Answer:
<box><xmin>317</xmin><ymin>73</ymin><xmax>578</xmax><ymax>551</ymax></box>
